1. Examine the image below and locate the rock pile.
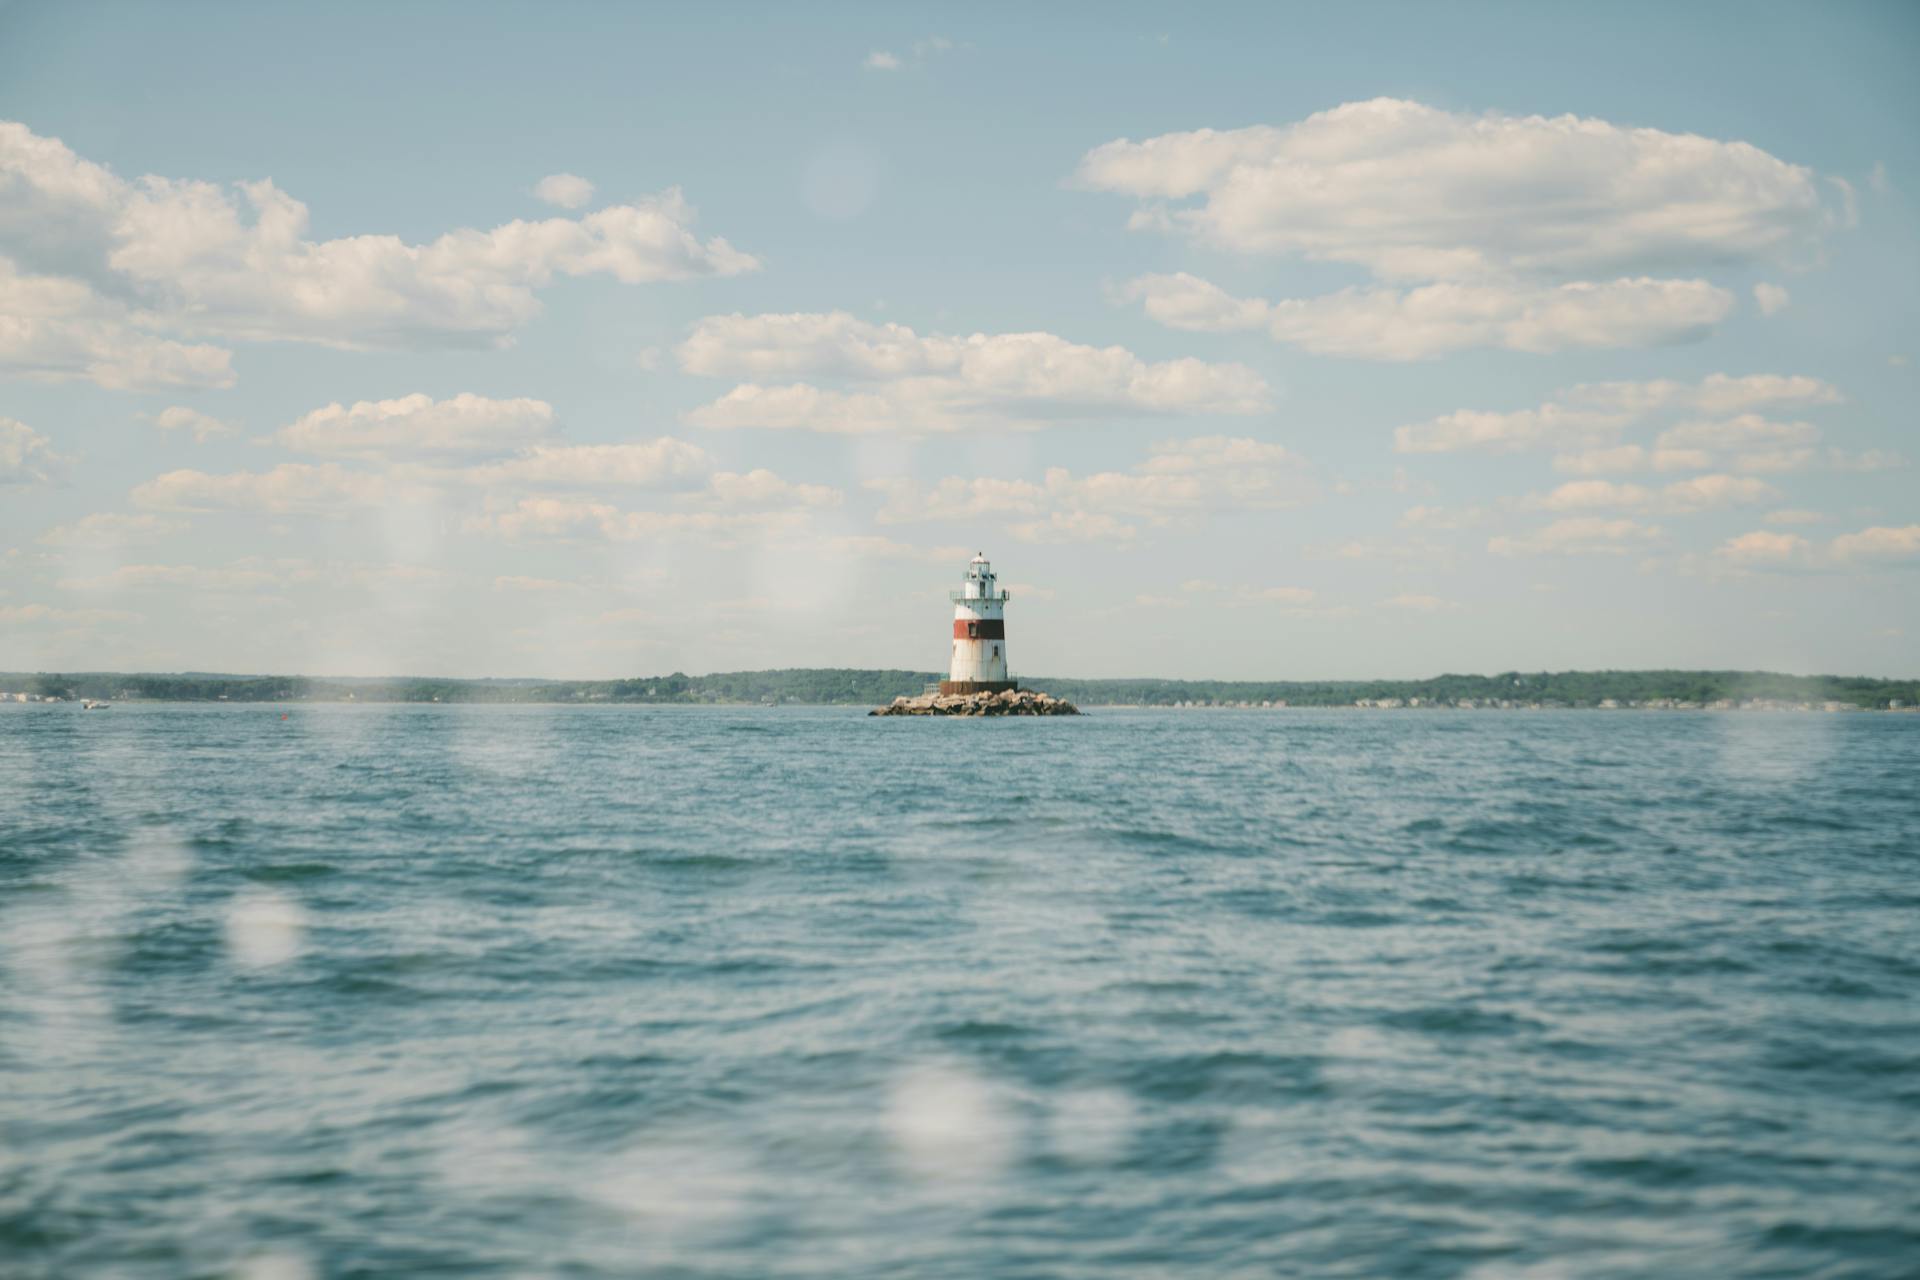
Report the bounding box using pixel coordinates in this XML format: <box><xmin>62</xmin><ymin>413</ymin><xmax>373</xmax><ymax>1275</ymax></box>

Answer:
<box><xmin>870</xmin><ymin>688</ymin><xmax>1081</xmax><ymax>717</ymax></box>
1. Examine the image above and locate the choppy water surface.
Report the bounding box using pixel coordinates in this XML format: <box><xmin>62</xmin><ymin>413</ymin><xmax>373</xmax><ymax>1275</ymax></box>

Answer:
<box><xmin>2</xmin><ymin>705</ymin><xmax>1917</xmax><ymax>1278</ymax></box>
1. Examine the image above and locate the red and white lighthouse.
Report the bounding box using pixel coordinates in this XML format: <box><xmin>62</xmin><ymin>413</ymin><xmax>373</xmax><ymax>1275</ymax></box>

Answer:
<box><xmin>940</xmin><ymin>552</ymin><xmax>1016</xmax><ymax>696</ymax></box>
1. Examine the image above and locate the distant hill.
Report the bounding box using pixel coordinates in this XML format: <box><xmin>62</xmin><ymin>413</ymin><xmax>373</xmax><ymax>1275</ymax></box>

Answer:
<box><xmin>2</xmin><ymin>668</ymin><xmax>1916</xmax><ymax>709</ymax></box>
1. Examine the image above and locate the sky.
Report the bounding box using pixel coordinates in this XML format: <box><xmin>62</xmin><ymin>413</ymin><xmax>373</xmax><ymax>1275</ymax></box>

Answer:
<box><xmin>1</xmin><ymin>0</ymin><xmax>1916</xmax><ymax>680</ymax></box>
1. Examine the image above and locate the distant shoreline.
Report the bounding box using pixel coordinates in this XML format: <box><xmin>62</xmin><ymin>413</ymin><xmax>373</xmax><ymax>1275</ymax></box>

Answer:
<box><xmin>3</xmin><ymin>668</ymin><xmax>1915</xmax><ymax>711</ymax></box>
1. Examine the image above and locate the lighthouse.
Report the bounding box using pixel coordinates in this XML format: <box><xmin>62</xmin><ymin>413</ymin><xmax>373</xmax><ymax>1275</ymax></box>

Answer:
<box><xmin>940</xmin><ymin>552</ymin><xmax>1017</xmax><ymax>696</ymax></box>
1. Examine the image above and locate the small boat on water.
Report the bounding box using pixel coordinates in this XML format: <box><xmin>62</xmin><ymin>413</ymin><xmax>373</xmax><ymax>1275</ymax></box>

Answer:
<box><xmin>82</xmin><ymin>699</ymin><xmax>110</xmax><ymax>711</ymax></box>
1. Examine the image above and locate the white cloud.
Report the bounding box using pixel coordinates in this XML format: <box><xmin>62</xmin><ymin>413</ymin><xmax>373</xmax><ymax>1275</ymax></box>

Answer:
<box><xmin>130</xmin><ymin>462</ymin><xmax>392</xmax><ymax>513</ymax></box>
<box><xmin>1524</xmin><ymin>480</ymin><xmax>1655</xmax><ymax>511</ymax></box>
<box><xmin>679</xmin><ymin>311</ymin><xmax>1268</xmax><ymax>433</ymax></box>
<box><xmin>871</xmin><ymin>436</ymin><xmax>1306</xmax><ymax>544</ymax></box>
<box><xmin>866</xmin><ymin>474</ymin><xmax>1047</xmax><ymax>523</ymax></box>
<box><xmin>1009</xmin><ymin>511</ymin><xmax>1138</xmax><ymax>544</ymax></box>
<box><xmin>1395</xmin><ymin>403</ymin><xmax>1625</xmax><ymax>455</ymax></box>
<box><xmin>1553</xmin><ymin>445</ymin><xmax>1647</xmax><ymax>475</ymax></box>
<box><xmin>1829</xmin><ymin>524</ymin><xmax>1920</xmax><ymax>565</ymax></box>
<box><xmin>1</xmin><ymin>416</ymin><xmax>65</xmax><ymax>485</ymax></box>
<box><xmin>151</xmin><ymin>405</ymin><xmax>234</xmax><ymax>442</ymax></box>
<box><xmin>698</xmin><ymin>469</ymin><xmax>839</xmax><ymax>510</ymax></box>
<box><xmin>1715</xmin><ymin>530</ymin><xmax>1811</xmax><ymax>569</ymax></box>
<box><xmin>1077</xmin><ymin>99</ymin><xmax>1832</xmax><ymax>280</ymax></box>
<box><xmin>865</xmin><ymin>39</ymin><xmax>953</xmax><ymax>71</ymax></box>
<box><xmin>61</xmin><ymin>562</ymin><xmax>279</xmax><ymax>592</ymax></box>
<box><xmin>532</xmin><ymin>173</ymin><xmax>595</xmax><ymax>210</ymax></box>
<box><xmin>1651</xmin><ymin>415</ymin><xmax>1840</xmax><ymax>475</ymax></box>
<box><xmin>1521</xmin><ymin>473</ymin><xmax>1777</xmax><ymax>513</ymax></box>
<box><xmin>472</xmin><ymin>497</ymin><xmax>813</xmax><ymax>544</ymax></box>
<box><xmin>278</xmin><ymin>393</ymin><xmax>557</xmax><ymax>460</ymax></box>
<box><xmin>462</xmin><ymin>438</ymin><xmax>713</xmax><ymax>489</ymax></box>
<box><xmin>1488</xmin><ymin>517</ymin><xmax>1662</xmax><ymax>556</ymax></box>
<box><xmin>0</xmin><ymin>121</ymin><xmax>756</xmax><ymax>365</ymax></box>
<box><xmin>1660</xmin><ymin>473</ymin><xmax>1779</xmax><ymax>511</ymax></box>
<box><xmin>1400</xmin><ymin>374</ymin><xmax>1840</xmax><ymax>455</ymax></box>
<box><xmin>51</xmin><ymin>556</ymin><xmax>441</xmax><ymax>595</ymax></box>
<box><xmin>1763</xmin><ymin>509</ymin><xmax>1824</xmax><ymax>526</ymax></box>
<box><xmin>1122</xmin><ymin>272</ymin><xmax>1734</xmax><ymax>359</ymax></box>
<box><xmin>1080</xmin><ymin>100</ymin><xmax>1833</xmax><ymax>357</ymax></box>
<box><xmin>0</xmin><ymin>259</ymin><xmax>235</xmax><ymax>390</ymax></box>
<box><xmin>38</xmin><ymin>512</ymin><xmax>185</xmax><ymax>547</ymax></box>
<box><xmin>1753</xmin><ymin>282</ymin><xmax>1790</xmax><ymax>316</ymax></box>
<box><xmin>1656</xmin><ymin>414</ymin><xmax>1819</xmax><ymax>453</ymax></box>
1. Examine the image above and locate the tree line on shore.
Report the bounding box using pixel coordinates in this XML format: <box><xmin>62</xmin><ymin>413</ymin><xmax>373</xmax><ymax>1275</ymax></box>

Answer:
<box><xmin>3</xmin><ymin>668</ymin><xmax>1916</xmax><ymax>709</ymax></box>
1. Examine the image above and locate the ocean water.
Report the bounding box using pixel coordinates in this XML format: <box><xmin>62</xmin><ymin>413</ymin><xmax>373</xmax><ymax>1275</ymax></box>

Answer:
<box><xmin>2</xmin><ymin>704</ymin><xmax>1917</xmax><ymax>1279</ymax></box>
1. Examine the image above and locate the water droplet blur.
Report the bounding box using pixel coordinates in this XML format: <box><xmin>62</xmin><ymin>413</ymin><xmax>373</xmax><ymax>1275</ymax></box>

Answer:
<box><xmin>225</xmin><ymin>888</ymin><xmax>308</xmax><ymax>969</ymax></box>
<box><xmin>884</xmin><ymin>1062</ymin><xmax>1015</xmax><ymax>1188</ymax></box>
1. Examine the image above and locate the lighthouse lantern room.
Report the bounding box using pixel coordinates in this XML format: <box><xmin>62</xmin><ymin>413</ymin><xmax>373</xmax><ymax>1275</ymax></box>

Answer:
<box><xmin>940</xmin><ymin>552</ymin><xmax>1017</xmax><ymax>696</ymax></box>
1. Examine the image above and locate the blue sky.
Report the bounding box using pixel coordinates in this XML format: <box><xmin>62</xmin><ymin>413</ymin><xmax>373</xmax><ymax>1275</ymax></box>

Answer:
<box><xmin>2</xmin><ymin>1</ymin><xmax>1915</xmax><ymax>679</ymax></box>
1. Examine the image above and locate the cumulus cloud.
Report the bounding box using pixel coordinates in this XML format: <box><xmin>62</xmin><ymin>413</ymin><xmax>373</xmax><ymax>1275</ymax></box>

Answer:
<box><xmin>1081</xmin><ymin>99</ymin><xmax>1834</xmax><ymax>356</ymax></box>
<box><xmin>1715</xmin><ymin>529</ymin><xmax>1812</xmax><ymax>569</ymax></box>
<box><xmin>37</xmin><ymin>512</ymin><xmax>185</xmax><ymax>547</ymax></box>
<box><xmin>472</xmin><ymin>497</ymin><xmax>815</xmax><ymax>544</ymax></box>
<box><xmin>1120</xmin><ymin>272</ymin><xmax>1734</xmax><ymax>359</ymax></box>
<box><xmin>1</xmin><ymin>416</ymin><xmax>65</xmax><ymax>485</ymax></box>
<box><xmin>277</xmin><ymin>393</ymin><xmax>558</xmax><ymax>460</ymax></box>
<box><xmin>1398</xmin><ymin>373</ymin><xmax>1841</xmax><ymax>455</ymax></box>
<box><xmin>1659</xmin><ymin>473</ymin><xmax>1780</xmax><ymax>511</ymax></box>
<box><xmin>151</xmin><ymin>405</ymin><xmax>234</xmax><ymax>442</ymax></box>
<box><xmin>1552</xmin><ymin>445</ymin><xmax>1647</xmax><ymax>475</ymax></box>
<box><xmin>0</xmin><ymin>260</ymin><xmax>235</xmax><ymax>389</ymax></box>
<box><xmin>1077</xmin><ymin>99</ymin><xmax>1832</xmax><ymax>279</ymax></box>
<box><xmin>58</xmin><ymin>557</ymin><xmax>444</xmax><ymax>594</ymax></box>
<box><xmin>0</xmin><ymin>120</ymin><xmax>756</xmax><ymax>380</ymax></box>
<box><xmin>461</xmin><ymin>438</ymin><xmax>713</xmax><ymax>488</ymax></box>
<box><xmin>864</xmin><ymin>50</ymin><xmax>902</xmax><ymax>71</ymax></box>
<box><xmin>532</xmin><ymin>173</ymin><xmax>595</xmax><ymax>209</ymax></box>
<box><xmin>870</xmin><ymin>435</ymin><xmax>1306</xmax><ymax>542</ymax></box>
<box><xmin>1829</xmin><ymin>524</ymin><xmax>1920</xmax><ymax>565</ymax></box>
<box><xmin>678</xmin><ymin>311</ymin><xmax>1268</xmax><ymax>433</ymax></box>
<box><xmin>1653</xmin><ymin>414</ymin><xmax>1827</xmax><ymax>473</ymax></box>
<box><xmin>1705</xmin><ymin>524</ymin><xmax>1920</xmax><ymax>573</ymax></box>
<box><xmin>1487</xmin><ymin>517</ymin><xmax>1663</xmax><ymax>556</ymax></box>
<box><xmin>60</xmin><ymin>562</ymin><xmax>280</xmax><ymax>592</ymax></box>
<box><xmin>1522</xmin><ymin>479</ymin><xmax>1656</xmax><ymax>511</ymax></box>
<box><xmin>130</xmin><ymin>462</ymin><xmax>393</xmax><ymax>513</ymax></box>
<box><xmin>1523</xmin><ymin>474</ymin><xmax>1779</xmax><ymax>514</ymax></box>
<box><xmin>1753</xmin><ymin>282</ymin><xmax>1790</xmax><ymax>316</ymax></box>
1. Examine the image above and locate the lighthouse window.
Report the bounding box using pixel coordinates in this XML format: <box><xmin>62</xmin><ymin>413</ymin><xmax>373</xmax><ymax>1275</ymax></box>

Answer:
<box><xmin>967</xmin><ymin>622</ymin><xmax>979</xmax><ymax>638</ymax></box>
<box><xmin>992</xmin><ymin>644</ymin><xmax>999</xmax><ymax>658</ymax></box>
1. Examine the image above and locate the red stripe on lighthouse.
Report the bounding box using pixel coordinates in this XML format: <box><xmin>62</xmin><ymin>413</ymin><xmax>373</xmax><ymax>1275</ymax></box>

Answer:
<box><xmin>953</xmin><ymin>619</ymin><xmax>1006</xmax><ymax>639</ymax></box>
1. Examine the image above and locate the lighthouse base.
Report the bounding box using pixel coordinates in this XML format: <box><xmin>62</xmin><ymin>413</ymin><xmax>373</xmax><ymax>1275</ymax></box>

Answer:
<box><xmin>939</xmin><ymin>679</ymin><xmax>1019</xmax><ymax>696</ymax></box>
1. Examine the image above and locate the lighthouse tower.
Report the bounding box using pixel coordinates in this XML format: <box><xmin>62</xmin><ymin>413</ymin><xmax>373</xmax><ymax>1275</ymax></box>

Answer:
<box><xmin>940</xmin><ymin>552</ymin><xmax>1017</xmax><ymax>696</ymax></box>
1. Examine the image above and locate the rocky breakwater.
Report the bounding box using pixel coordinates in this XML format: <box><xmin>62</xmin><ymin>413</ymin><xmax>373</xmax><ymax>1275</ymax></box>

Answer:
<box><xmin>870</xmin><ymin>689</ymin><xmax>1081</xmax><ymax>716</ymax></box>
